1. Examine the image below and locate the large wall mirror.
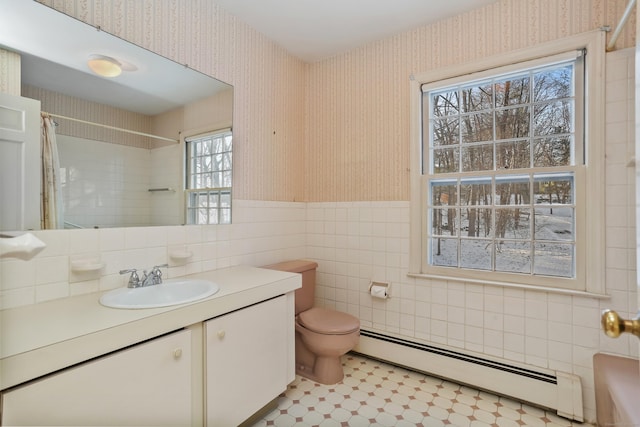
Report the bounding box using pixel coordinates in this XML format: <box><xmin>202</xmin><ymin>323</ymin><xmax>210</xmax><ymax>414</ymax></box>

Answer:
<box><xmin>0</xmin><ymin>1</ymin><xmax>233</xmax><ymax>231</ymax></box>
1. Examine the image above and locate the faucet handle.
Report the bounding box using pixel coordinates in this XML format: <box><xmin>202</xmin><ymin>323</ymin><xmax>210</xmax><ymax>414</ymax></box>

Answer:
<box><xmin>150</xmin><ymin>264</ymin><xmax>168</xmax><ymax>284</ymax></box>
<box><xmin>119</xmin><ymin>269</ymin><xmax>140</xmax><ymax>288</ymax></box>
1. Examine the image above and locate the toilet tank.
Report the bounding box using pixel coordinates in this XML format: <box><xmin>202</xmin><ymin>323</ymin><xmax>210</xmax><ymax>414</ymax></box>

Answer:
<box><xmin>263</xmin><ymin>260</ymin><xmax>318</xmax><ymax>315</ymax></box>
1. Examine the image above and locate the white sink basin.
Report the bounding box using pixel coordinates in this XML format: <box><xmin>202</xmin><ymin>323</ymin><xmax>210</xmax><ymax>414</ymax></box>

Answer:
<box><xmin>100</xmin><ymin>279</ymin><xmax>219</xmax><ymax>309</ymax></box>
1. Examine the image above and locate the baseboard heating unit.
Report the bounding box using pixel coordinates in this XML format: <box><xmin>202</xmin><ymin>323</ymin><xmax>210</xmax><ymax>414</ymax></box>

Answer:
<box><xmin>354</xmin><ymin>330</ymin><xmax>583</xmax><ymax>422</ymax></box>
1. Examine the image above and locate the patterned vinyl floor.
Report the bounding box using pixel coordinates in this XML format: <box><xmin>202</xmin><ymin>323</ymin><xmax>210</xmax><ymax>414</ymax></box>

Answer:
<box><xmin>252</xmin><ymin>353</ymin><xmax>591</xmax><ymax>427</ymax></box>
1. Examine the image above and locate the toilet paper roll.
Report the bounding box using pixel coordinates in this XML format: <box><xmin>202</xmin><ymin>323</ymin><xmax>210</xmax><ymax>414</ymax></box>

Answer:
<box><xmin>370</xmin><ymin>284</ymin><xmax>388</xmax><ymax>299</ymax></box>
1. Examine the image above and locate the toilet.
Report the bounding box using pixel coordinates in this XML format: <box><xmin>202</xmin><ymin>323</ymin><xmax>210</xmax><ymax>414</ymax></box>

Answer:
<box><xmin>264</xmin><ymin>260</ymin><xmax>360</xmax><ymax>385</ymax></box>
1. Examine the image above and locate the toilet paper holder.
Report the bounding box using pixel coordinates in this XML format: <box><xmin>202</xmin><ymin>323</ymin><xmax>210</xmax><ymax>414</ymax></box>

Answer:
<box><xmin>369</xmin><ymin>281</ymin><xmax>390</xmax><ymax>299</ymax></box>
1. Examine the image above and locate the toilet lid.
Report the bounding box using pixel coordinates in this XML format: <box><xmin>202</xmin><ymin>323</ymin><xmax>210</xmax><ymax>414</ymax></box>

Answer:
<box><xmin>298</xmin><ymin>307</ymin><xmax>360</xmax><ymax>335</ymax></box>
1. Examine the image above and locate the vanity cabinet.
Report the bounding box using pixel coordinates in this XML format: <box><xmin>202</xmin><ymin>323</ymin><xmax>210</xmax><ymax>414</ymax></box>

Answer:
<box><xmin>1</xmin><ymin>329</ymin><xmax>192</xmax><ymax>426</ymax></box>
<box><xmin>205</xmin><ymin>294</ymin><xmax>294</xmax><ymax>426</ymax></box>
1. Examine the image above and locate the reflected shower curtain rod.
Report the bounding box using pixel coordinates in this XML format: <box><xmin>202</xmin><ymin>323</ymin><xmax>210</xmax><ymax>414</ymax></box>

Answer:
<box><xmin>42</xmin><ymin>111</ymin><xmax>179</xmax><ymax>143</ymax></box>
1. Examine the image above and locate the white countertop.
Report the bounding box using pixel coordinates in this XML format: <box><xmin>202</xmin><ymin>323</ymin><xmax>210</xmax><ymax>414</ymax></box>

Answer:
<box><xmin>0</xmin><ymin>265</ymin><xmax>300</xmax><ymax>390</ymax></box>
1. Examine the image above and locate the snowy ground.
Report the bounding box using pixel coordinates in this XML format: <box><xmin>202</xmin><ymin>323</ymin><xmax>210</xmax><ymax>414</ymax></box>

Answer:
<box><xmin>431</xmin><ymin>207</ymin><xmax>573</xmax><ymax>277</ymax></box>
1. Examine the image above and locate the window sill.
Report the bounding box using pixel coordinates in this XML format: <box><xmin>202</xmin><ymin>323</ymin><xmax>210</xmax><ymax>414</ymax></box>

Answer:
<box><xmin>407</xmin><ymin>272</ymin><xmax>610</xmax><ymax>299</ymax></box>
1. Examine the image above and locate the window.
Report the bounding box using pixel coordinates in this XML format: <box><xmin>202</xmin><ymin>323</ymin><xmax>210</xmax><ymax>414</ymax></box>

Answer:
<box><xmin>185</xmin><ymin>129</ymin><xmax>232</xmax><ymax>225</ymax></box>
<box><xmin>409</xmin><ymin>32</ymin><xmax>605</xmax><ymax>293</ymax></box>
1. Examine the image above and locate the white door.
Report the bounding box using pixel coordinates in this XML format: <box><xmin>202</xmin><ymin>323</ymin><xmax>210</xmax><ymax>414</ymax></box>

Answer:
<box><xmin>0</xmin><ymin>92</ymin><xmax>40</xmax><ymax>231</ymax></box>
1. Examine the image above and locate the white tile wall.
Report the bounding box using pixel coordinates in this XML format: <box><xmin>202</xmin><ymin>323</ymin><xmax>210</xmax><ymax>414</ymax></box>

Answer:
<box><xmin>0</xmin><ymin>200</ymin><xmax>306</xmax><ymax>309</ymax></box>
<box><xmin>149</xmin><ymin>144</ymin><xmax>184</xmax><ymax>226</ymax></box>
<box><xmin>57</xmin><ymin>135</ymin><xmax>152</xmax><ymax>228</ymax></box>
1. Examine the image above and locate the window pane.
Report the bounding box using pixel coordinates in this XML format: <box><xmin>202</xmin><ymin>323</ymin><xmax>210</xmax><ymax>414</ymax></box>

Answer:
<box><xmin>213</xmin><ymin>154</ymin><xmax>224</xmax><ymax>171</ymax></box>
<box><xmin>461</xmin><ymin>113</ymin><xmax>493</xmax><ymax>143</ymax></box>
<box><xmin>462</xmin><ymin>144</ymin><xmax>493</xmax><ymax>172</ymax></box>
<box><xmin>432</xmin><ymin>90</ymin><xmax>459</xmax><ymax>116</ymax></box>
<box><xmin>494</xmin><ymin>75</ymin><xmax>530</xmax><ymax>106</ymax></box>
<box><xmin>534</xmin><ymin>174</ymin><xmax>573</xmax><ymax>205</ymax></box>
<box><xmin>460</xmin><ymin>84</ymin><xmax>493</xmax><ymax>112</ymax></box>
<box><xmin>496</xmin><ymin>241</ymin><xmax>531</xmax><ymax>274</ymax></box>
<box><xmin>220</xmin><ymin>192</ymin><xmax>231</xmax><ymax>208</ymax></box>
<box><xmin>220</xmin><ymin>208</ymin><xmax>231</xmax><ymax>223</ymax></box>
<box><xmin>223</xmin><ymin>135</ymin><xmax>233</xmax><ymax>151</ymax></box>
<box><xmin>534</xmin><ymin>207</ymin><xmax>574</xmax><ymax>241</ymax></box>
<box><xmin>208</xmin><ymin>192</ymin><xmax>219</xmax><ymax>208</ymax></box>
<box><xmin>495</xmin><ymin>106</ymin><xmax>530</xmax><ymax>139</ymax></box>
<box><xmin>431</xmin><ymin>208</ymin><xmax>458</xmax><ymax>236</ymax></box>
<box><xmin>533</xmin><ymin>64</ymin><xmax>573</xmax><ymax>102</ymax></box>
<box><xmin>495</xmin><ymin>176</ymin><xmax>529</xmax><ymax>205</ymax></box>
<box><xmin>461</xmin><ymin>239</ymin><xmax>492</xmax><ymax>270</ymax></box>
<box><xmin>222</xmin><ymin>171</ymin><xmax>232</xmax><ymax>187</ymax></box>
<box><xmin>430</xmin><ymin>238</ymin><xmax>458</xmax><ymax>267</ymax></box>
<box><xmin>496</xmin><ymin>208</ymin><xmax>531</xmax><ymax>239</ymax></box>
<box><xmin>432</xmin><ymin>118</ymin><xmax>460</xmax><ymax>146</ymax></box>
<box><xmin>533</xmin><ymin>101</ymin><xmax>573</xmax><ymax>136</ymax></box>
<box><xmin>534</xmin><ymin>242</ymin><xmax>574</xmax><ymax>277</ymax></box>
<box><xmin>461</xmin><ymin>208</ymin><xmax>492</xmax><ymax>237</ymax></box>
<box><xmin>223</xmin><ymin>153</ymin><xmax>232</xmax><ymax>170</ymax></box>
<box><xmin>431</xmin><ymin>180</ymin><xmax>457</xmax><ymax>206</ymax></box>
<box><xmin>213</xmin><ymin>137</ymin><xmax>224</xmax><ymax>153</ymax></box>
<box><xmin>533</xmin><ymin>137</ymin><xmax>572</xmax><ymax>167</ymax></box>
<box><xmin>496</xmin><ymin>140</ymin><xmax>530</xmax><ymax>169</ymax></box>
<box><xmin>201</xmin><ymin>139</ymin><xmax>212</xmax><ymax>155</ymax></box>
<box><xmin>211</xmin><ymin>172</ymin><xmax>221</xmax><ymax>188</ymax></box>
<box><xmin>433</xmin><ymin>147</ymin><xmax>460</xmax><ymax>173</ymax></box>
<box><xmin>460</xmin><ymin>179</ymin><xmax>492</xmax><ymax>206</ymax></box>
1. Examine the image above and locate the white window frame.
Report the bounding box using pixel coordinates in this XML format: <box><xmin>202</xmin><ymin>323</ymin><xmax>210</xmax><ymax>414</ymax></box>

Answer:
<box><xmin>184</xmin><ymin>128</ymin><xmax>233</xmax><ymax>225</ymax></box>
<box><xmin>409</xmin><ymin>31</ymin><xmax>606</xmax><ymax>295</ymax></box>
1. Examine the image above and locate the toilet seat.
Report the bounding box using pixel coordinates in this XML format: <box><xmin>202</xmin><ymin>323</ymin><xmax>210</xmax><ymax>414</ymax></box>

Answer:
<box><xmin>298</xmin><ymin>307</ymin><xmax>359</xmax><ymax>335</ymax></box>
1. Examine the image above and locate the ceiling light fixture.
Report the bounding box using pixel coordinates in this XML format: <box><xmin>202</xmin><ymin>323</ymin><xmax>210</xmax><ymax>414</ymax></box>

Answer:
<box><xmin>87</xmin><ymin>54</ymin><xmax>122</xmax><ymax>77</ymax></box>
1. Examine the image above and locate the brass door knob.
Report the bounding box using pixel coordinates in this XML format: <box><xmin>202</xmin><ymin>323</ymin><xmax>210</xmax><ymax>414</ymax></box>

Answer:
<box><xmin>601</xmin><ymin>309</ymin><xmax>640</xmax><ymax>338</ymax></box>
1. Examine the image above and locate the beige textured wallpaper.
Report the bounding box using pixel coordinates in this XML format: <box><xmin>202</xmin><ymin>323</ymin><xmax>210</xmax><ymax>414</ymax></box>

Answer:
<box><xmin>0</xmin><ymin>48</ymin><xmax>21</xmax><ymax>95</ymax></box>
<box><xmin>22</xmin><ymin>85</ymin><xmax>153</xmax><ymax>149</ymax></box>
<box><xmin>38</xmin><ymin>0</ymin><xmax>636</xmax><ymax>203</ymax></box>
<box><xmin>305</xmin><ymin>0</ymin><xmax>636</xmax><ymax>201</ymax></box>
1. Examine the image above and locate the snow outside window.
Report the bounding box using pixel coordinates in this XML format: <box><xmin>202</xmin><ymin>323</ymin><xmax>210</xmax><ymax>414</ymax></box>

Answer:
<box><xmin>185</xmin><ymin>130</ymin><xmax>232</xmax><ymax>225</ymax></box>
<box><xmin>409</xmin><ymin>32</ymin><xmax>606</xmax><ymax>294</ymax></box>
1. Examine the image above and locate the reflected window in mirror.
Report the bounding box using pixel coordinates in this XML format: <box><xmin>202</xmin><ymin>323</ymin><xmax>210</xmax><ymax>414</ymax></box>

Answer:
<box><xmin>185</xmin><ymin>130</ymin><xmax>233</xmax><ymax>225</ymax></box>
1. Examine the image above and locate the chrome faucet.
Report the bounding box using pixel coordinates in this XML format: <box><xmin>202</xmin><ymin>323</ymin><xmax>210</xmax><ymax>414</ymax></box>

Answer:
<box><xmin>119</xmin><ymin>268</ymin><xmax>141</xmax><ymax>288</ymax></box>
<box><xmin>119</xmin><ymin>264</ymin><xmax>168</xmax><ymax>288</ymax></box>
<box><xmin>141</xmin><ymin>264</ymin><xmax>168</xmax><ymax>287</ymax></box>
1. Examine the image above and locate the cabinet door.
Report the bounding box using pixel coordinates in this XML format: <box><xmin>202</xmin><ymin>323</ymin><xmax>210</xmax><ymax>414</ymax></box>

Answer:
<box><xmin>1</xmin><ymin>330</ymin><xmax>192</xmax><ymax>426</ymax></box>
<box><xmin>205</xmin><ymin>295</ymin><xmax>290</xmax><ymax>426</ymax></box>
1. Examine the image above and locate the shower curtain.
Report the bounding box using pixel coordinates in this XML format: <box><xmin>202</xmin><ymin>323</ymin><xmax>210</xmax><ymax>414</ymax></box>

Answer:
<box><xmin>40</xmin><ymin>113</ymin><xmax>63</xmax><ymax>229</ymax></box>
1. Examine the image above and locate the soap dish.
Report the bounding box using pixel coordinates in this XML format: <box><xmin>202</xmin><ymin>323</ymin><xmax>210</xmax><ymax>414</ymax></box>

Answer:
<box><xmin>170</xmin><ymin>250</ymin><xmax>193</xmax><ymax>260</ymax></box>
<box><xmin>70</xmin><ymin>259</ymin><xmax>105</xmax><ymax>272</ymax></box>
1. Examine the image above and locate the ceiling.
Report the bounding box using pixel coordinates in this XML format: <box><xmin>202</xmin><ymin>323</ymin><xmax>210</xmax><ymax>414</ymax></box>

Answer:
<box><xmin>213</xmin><ymin>0</ymin><xmax>498</xmax><ymax>62</ymax></box>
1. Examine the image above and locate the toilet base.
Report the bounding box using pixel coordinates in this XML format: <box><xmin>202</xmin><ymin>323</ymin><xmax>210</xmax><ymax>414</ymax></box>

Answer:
<box><xmin>295</xmin><ymin>334</ymin><xmax>347</xmax><ymax>385</ymax></box>
<box><xmin>296</xmin><ymin>355</ymin><xmax>345</xmax><ymax>385</ymax></box>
